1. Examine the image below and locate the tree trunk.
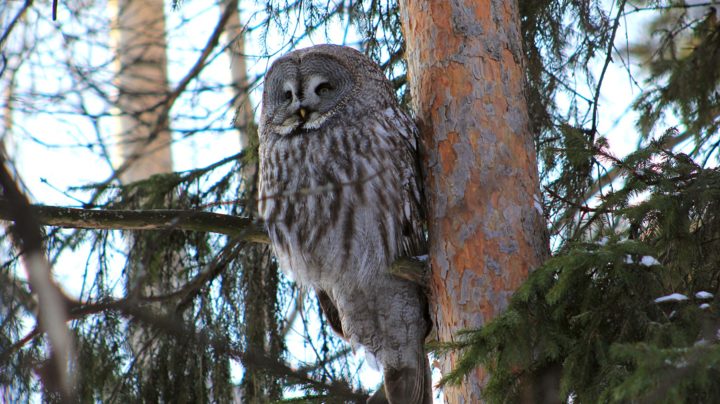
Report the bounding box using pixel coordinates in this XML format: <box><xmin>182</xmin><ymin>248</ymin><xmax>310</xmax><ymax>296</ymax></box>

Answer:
<box><xmin>110</xmin><ymin>0</ymin><xmax>172</xmax><ymax>183</ymax></box>
<box><xmin>399</xmin><ymin>1</ymin><xmax>547</xmax><ymax>402</ymax></box>
<box><xmin>109</xmin><ymin>2</ymin><xmax>177</xmax><ymax>395</ymax></box>
<box><xmin>221</xmin><ymin>3</ymin><xmax>284</xmax><ymax>401</ymax></box>
<box><xmin>222</xmin><ymin>0</ymin><xmax>257</xmax><ymax>185</ymax></box>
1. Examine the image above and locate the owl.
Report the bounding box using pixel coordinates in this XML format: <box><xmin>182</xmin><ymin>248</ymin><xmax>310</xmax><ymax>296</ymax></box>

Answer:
<box><xmin>258</xmin><ymin>44</ymin><xmax>430</xmax><ymax>404</ymax></box>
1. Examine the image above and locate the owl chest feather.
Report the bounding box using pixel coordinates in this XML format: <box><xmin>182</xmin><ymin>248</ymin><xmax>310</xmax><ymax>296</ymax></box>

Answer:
<box><xmin>259</xmin><ymin>117</ymin><xmax>407</xmax><ymax>287</ymax></box>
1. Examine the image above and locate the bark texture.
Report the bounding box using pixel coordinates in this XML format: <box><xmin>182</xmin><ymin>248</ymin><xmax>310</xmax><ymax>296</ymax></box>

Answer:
<box><xmin>399</xmin><ymin>1</ymin><xmax>547</xmax><ymax>402</ymax></box>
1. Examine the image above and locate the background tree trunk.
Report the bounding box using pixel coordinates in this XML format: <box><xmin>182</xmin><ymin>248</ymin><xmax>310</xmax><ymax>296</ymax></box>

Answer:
<box><xmin>109</xmin><ymin>2</ymin><xmax>178</xmax><ymax>397</ymax></box>
<box><xmin>223</xmin><ymin>0</ymin><xmax>257</xmax><ymax>185</ymax></box>
<box><xmin>221</xmin><ymin>3</ymin><xmax>284</xmax><ymax>401</ymax></box>
<box><xmin>399</xmin><ymin>1</ymin><xmax>548</xmax><ymax>402</ymax></box>
<box><xmin>111</xmin><ymin>0</ymin><xmax>172</xmax><ymax>183</ymax></box>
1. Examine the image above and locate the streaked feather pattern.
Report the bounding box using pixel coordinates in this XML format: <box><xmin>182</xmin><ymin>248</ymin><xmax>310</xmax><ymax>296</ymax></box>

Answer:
<box><xmin>258</xmin><ymin>45</ymin><xmax>430</xmax><ymax>404</ymax></box>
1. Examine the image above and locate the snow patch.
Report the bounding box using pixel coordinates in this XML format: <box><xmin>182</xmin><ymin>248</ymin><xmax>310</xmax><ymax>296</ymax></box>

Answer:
<box><xmin>654</xmin><ymin>293</ymin><xmax>689</xmax><ymax>303</ymax></box>
<box><xmin>640</xmin><ymin>256</ymin><xmax>661</xmax><ymax>267</ymax></box>
<box><xmin>533</xmin><ymin>194</ymin><xmax>543</xmax><ymax>215</ymax></box>
<box><xmin>696</xmin><ymin>291</ymin><xmax>714</xmax><ymax>299</ymax></box>
<box><xmin>700</xmin><ymin>303</ymin><xmax>711</xmax><ymax>310</ymax></box>
<box><xmin>413</xmin><ymin>254</ymin><xmax>429</xmax><ymax>262</ymax></box>
<box><xmin>597</xmin><ymin>237</ymin><xmax>609</xmax><ymax>246</ymax></box>
<box><xmin>624</xmin><ymin>255</ymin><xmax>634</xmax><ymax>264</ymax></box>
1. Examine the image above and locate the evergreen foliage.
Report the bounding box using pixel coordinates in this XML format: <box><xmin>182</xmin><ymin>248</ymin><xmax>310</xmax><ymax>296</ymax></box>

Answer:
<box><xmin>436</xmin><ymin>137</ymin><xmax>720</xmax><ymax>402</ymax></box>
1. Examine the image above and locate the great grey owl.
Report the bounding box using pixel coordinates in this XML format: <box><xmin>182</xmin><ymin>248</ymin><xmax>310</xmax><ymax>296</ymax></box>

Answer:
<box><xmin>258</xmin><ymin>44</ymin><xmax>431</xmax><ymax>404</ymax></box>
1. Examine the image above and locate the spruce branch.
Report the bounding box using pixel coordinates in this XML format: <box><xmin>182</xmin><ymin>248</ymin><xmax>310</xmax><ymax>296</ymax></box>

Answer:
<box><xmin>4</xmin><ymin>296</ymin><xmax>369</xmax><ymax>402</ymax></box>
<box><xmin>0</xmin><ymin>199</ymin><xmax>431</xmax><ymax>284</ymax></box>
<box><xmin>0</xmin><ymin>199</ymin><xmax>270</xmax><ymax>244</ymax></box>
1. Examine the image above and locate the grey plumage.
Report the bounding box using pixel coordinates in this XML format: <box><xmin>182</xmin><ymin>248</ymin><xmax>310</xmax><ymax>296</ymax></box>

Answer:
<box><xmin>258</xmin><ymin>44</ymin><xmax>430</xmax><ymax>404</ymax></box>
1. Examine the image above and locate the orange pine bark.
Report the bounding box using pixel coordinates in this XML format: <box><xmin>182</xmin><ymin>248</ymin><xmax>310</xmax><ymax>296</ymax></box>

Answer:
<box><xmin>399</xmin><ymin>1</ymin><xmax>547</xmax><ymax>402</ymax></box>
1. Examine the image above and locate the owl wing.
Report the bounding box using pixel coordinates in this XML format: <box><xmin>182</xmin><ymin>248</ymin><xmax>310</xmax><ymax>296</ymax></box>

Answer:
<box><xmin>396</xmin><ymin>112</ymin><xmax>428</xmax><ymax>259</ymax></box>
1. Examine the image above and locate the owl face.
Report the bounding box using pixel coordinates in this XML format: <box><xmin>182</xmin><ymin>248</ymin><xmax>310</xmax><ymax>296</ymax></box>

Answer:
<box><xmin>261</xmin><ymin>50</ymin><xmax>356</xmax><ymax>136</ymax></box>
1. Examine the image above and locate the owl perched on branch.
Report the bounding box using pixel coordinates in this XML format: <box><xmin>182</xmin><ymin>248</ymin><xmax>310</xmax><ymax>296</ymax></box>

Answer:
<box><xmin>258</xmin><ymin>44</ymin><xmax>431</xmax><ymax>404</ymax></box>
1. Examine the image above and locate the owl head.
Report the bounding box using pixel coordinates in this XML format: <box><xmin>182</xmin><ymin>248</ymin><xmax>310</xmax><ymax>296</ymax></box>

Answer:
<box><xmin>259</xmin><ymin>44</ymin><xmax>394</xmax><ymax>136</ymax></box>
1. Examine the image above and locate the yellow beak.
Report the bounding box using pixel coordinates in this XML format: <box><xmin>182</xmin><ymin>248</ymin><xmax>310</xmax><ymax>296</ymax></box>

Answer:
<box><xmin>299</xmin><ymin>108</ymin><xmax>307</xmax><ymax>120</ymax></box>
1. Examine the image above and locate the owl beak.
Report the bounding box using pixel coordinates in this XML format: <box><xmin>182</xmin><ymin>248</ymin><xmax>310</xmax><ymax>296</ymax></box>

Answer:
<box><xmin>298</xmin><ymin>107</ymin><xmax>308</xmax><ymax>121</ymax></box>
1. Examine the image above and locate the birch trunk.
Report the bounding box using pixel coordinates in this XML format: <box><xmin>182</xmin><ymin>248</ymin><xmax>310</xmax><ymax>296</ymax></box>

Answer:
<box><xmin>111</xmin><ymin>0</ymin><xmax>172</xmax><ymax>183</ymax></box>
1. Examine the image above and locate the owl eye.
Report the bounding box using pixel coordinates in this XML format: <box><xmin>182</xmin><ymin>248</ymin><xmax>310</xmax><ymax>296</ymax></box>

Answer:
<box><xmin>315</xmin><ymin>82</ymin><xmax>334</xmax><ymax>96</ymax></box>
<box><xmin>283</xmin><ymin>90</ymin><xmax>293</xmax><ymax>102</ymax></box>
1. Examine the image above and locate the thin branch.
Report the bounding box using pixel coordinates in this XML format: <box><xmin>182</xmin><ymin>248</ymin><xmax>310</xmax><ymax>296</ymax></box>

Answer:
<box><xmin>74</xmin><ymin>0</ymin><xmax>241</xmax><ymax>208</ymax></box>
<box><xmin>553</xmin><ymin>128</ymin><xmax>694</xmax><ymax>235</ymax></box>
<box><xmin>297</xmin><ymin>347</ymin><xmax>352</xmax><ymax>373</ymax></box>
<box><xmin>149</xmin><ymin>0</ymin><xmax>240</xmax><ymax>141</ymax></box>
<box><xmin>0</xmin><ymin>326</ymin><xmax>40</xmax><ymax>365</ymax></box>
<box><xmin>76</xmin><ymin>298</ymin><xmax>368</xmax><ymax>402</ymax></box>
<box><xmin>2</xmin><ymin>295</ymin><xmax>369</xmax><ymax>402</ymax></box>
<box><xmin>583</xmin><ymin>129</ymin><xmax>694</xmax><ymax>200</ymax></box>
<box><xmin>624</xmin><ymin>2</ymin><xmax>717</xmax><ymax>16</ymax></box>
<box><xmin>590</xmin><ymin>0</ymin><xmax>628</xmax><ymax>137</ymax></box>
<box><xmin>0</xmin><ymin>0</ymin><xmax>32</xmax><ymax>50</ymax></box>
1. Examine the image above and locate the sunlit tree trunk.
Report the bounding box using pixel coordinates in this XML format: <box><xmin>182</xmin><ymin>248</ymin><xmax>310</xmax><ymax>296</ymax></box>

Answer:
<box><xmin>224</xmin><ymin>0</ymin><xmax>254</xmax><ymax>154</ymax></box>
<box><xmin>224</xmin><ymin>0</ymin><xmax>257</xmax><ymax>188</ymax></box>
<box><xmin>222</xmin><ymin>2</ymin><xmax>283</xmax><ymax>402</ymax></box>
<box><xmin>1</xmin><ymin>66</ymin><xmax>17</xmax><ymax>158</ymax></box>
<box><xmin>110</xmin><ymin>0</ymin><xmax>172</xmax><ymax>183</ymax></box>
<box><xmin>109</xmin><ymin>2</ymin><xmax>177</xmax><ymax>398</ymax></box>
<box><xmin>399</xmin><ymin>1</ymin><xmax>548</xmax><ymax>402</ymax></box>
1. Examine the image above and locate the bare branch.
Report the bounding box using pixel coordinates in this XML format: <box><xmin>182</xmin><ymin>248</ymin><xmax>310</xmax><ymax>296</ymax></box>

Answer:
<box><xmin>590</xmin><ymin>0</ymin><xmax>628</xmax><ymax>137</ymax></box>
<box><xmin>0</xmin><ymin>0</ymin><xmax>32</xmax><ymax>51</ymax></box>
<box><xmin>0</xmin><ymin>200</ymin><xmax>430</xmax><ymax>291</ymax></box>
<box><xmin>0</xmin><ymin>199</ymin><xmax>270</xmax><ymax>244</ymax></box>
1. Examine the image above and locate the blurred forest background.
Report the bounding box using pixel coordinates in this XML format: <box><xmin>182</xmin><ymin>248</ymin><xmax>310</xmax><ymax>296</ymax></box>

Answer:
<box><xmin>1</xmin><ymin>0</ymin><xmax>720</xmax><ymax>403</ymax></box>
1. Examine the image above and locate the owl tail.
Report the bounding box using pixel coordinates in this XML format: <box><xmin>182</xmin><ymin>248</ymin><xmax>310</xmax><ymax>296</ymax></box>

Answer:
<box><xmin>368</xmin><ymin>354</ymin><xmax>432</xmax><ymax>404</ymax></box>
